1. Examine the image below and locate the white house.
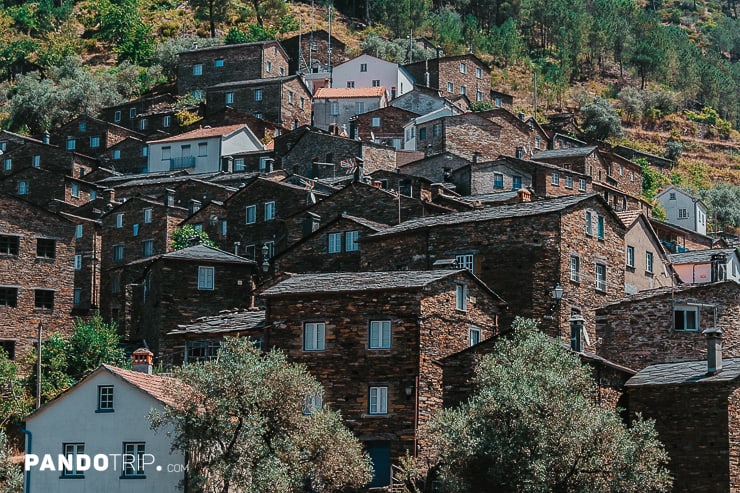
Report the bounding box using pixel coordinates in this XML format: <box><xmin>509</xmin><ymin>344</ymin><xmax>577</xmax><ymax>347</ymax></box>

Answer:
<box><xmin>668</xmin><ymin>248</ymin><xmax>740</xmax><ymax>284</ymax></box>
<box><xmin>23</xmin><ymin>349</ymin><xmax>185</xmax><ymax>493</ymax></box>
<box><xmin>147</xmin><ymin>124</ymin><xmax>264</xmax><ymax>174</ymax></box>
<box><xmin>401</xmin><ymin>106</ymin><xmax>459</xmax><ymax>151</ymax></box>
<box><xmin>655</xmin><ymin>185</ymin><xmax>708</xmax><ymax>235</ymax></box>
<box><xmin>330</xmin><ymin>53</ymin><xmax>415</xmax><ymax>100</ymax></box>
<box><xmin>313</xmin><ymin>87</ymin><xmax>388</xmax><ymax>132</ymax></box>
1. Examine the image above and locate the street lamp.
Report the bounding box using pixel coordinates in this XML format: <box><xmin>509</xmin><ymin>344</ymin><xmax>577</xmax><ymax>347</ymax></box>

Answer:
<box><xmin>261</xmin><ymin>243</ymin><xmax>270</xmax><ymax>273</ymax></box>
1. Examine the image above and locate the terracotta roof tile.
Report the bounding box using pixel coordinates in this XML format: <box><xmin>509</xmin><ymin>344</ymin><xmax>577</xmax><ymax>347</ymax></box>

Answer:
<box><xmin>149</xmin><ymin>124</ymin><xmax>248</xmax><ymax>143</ymax></box>
<box><xmin>314</xmin><ymin>87</ymin><xmax>386</xmax><ymax>99</ymax></box>
<box><xmin>102</xmin><ymin>365</ymin><xmax>183</xmax><ymax>407</ymax></box>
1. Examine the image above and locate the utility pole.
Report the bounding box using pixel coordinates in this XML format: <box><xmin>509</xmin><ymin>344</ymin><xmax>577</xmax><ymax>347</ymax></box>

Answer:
<box><xmin>36</xmin><ymin>323</ymin><xmax>42</xmax><ymax>409</ymax></box>
<box><xmin>533</xmin><ymin>71</ymin><xmax>538</xmax><ymax>119</ymax></box>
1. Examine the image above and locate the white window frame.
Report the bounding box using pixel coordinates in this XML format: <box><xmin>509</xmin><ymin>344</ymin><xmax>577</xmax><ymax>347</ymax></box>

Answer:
<box><xmin>369</xmin><ymin>386</ymin><xmax>388</xmax><ymax>415</ymax></box>
<box><xmin>32</xmin><ymin>155</ymin><xmax>40</xmax><ymax>167</ymax></box>
<box><xmin>551</xmin><ymin>172</ymin><xmax>560</xmax><ymax>186</ymax></box>
<box><xmin>456</xmin><ymin>284</ymin><xmax>467</xmax><ymax>311</ymax></box>
<box><xmin>627</xmin><ymin>246</ymin><xmax>635</xmax><ymax>268</ymax></box>
<box><xmin>585</xmin><ymin>211</ymin><xmax>592</xmax><ymax>236</ymax></box>
<box><xmin>328</xmin><ymin>232</ymin><xmax>342</xmax><ymax>254</ymax></box>
<box><xmin>115</xmin><ymin>213</ymin><xmax>123</xmax><ymax>229</ymax></box>
<box><xmin>142</xmin><ymin>239</ymin><xmax>154</xmax><ymax>258</ymax></box>
<box><xmin>245</xmin><ymin>205</ymin><xmax>256</xmax><ymax>224</ymax></box>
<box><xmin>143</xmin><ymin>208</ymin><xmax>152</xmax><ymax>224</ymax></box>
<box><xmin>678</xmin><ymin>208</ymin><xmax>689</xmax><ymax>219</ymax></box>
<box><xmin>455</xmin><ymin>254</ymin><xmax>474</xmax><ymax>274</ymax></box>
<box><xmin>303</xmin><ymin>322</ymin><xmax>326</xmax><ymax>351</ymax></box>
<box><xmin>330</xmin><ymin>101</ymin><xmax>339</xmax><ymax>116</ymax></box>
<box><xmin>578</xmin><ymin>178</ymin><xmax>587</xmax><ymax>191</ymax></box>
<box><xmin>469</xmin><ymin>326</ymin><xmax>481</xmax><ymax>346</ymax></box>
<box><xmin>459</xmin><ymin>62</ymin><xmax>467</xmax><ymax>74</ymax></box>
<box><xmin>114</xmin><ymin>110</ymin><xmax>121</xmax><ymax>122</ymax></box>
<box><xmin>74</xmin><ymin>254</ymin><xmax>82</xmax><ymax>270</ymax></box>
<box><xmin>264</xmin><ymin>201</ymin><xmax>275</xmax><ymax>221</ymax></box>
<box><xmin>646</xmin><ymin>251</ymin><xmax>654</xmax><ymax>273</ymax></box>
<box><xmin>113</xmin><ymin>244</ymin><xmax>124</xmax><ymax>262</ymax></box>
<box><xmin>674</xmin><ymin>305</ymin><xmax>699</xmax><ymax>331</ymax></box>
<box><xmin>369</xmin><ymin>320</ymin><xmax>391</xmax><ymax>349</ymax></box>
<box><xmin>565</xmin><ymin>175</ymin><xmax>573</xmax><ymax>189</ymax></box>
<box><xmin>476</xmin><ymin>67</ymin><xmax>483</xmax><ymax>78</ymax></box>
<box><xmin>61</xmin><ymin>443</ymin><xmax>85</xmax><ymax>478</ymax></box>
<box><xmin>447</xmin><ymin>82</ymin><xmax>453</xmax><ymax>92</ymax></box>
<box><xmin>570</xmin><ymin>256</ymin><xmax>580</xmax><ymax>282</ymax></box>
<box><xmin>345</xmin><ymin>231</ymin><xmax>359</xmax><ymax>252</ymax></box>
<box><xmin>254</xmin><ymin>89</ymin><xmax>263</xmax><ymax>102</ymax></box>
<box><xmin>163</xmin><ymin>115</ymin><xmax>171</xmax><ymax>128</ymax></box>
<box><xmin>122</xmin><ymin>442</ymin><xmax>146</xmax><ymax>477</ymax></box>
<box><xmin>595</xmin><ymin>264</ymin><xmax>607</xmax><ymax>292</ymax></box>
<box><xmin>198</xmin><ymin>266</ymin><xmax>215</xmax><ymax>290</ymax></box>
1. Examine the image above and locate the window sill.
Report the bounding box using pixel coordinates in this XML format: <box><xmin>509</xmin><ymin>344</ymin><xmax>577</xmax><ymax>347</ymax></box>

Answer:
<box><xmin>645</xmin><ymin>271</ymin><xmax>654</xmax><ymax>276</ymax></box>
<box><xmin>595</xmin><ymin>289</ymin><xmax>607</xmax><ymax>294</ymax></box>
<box><xmin>569</xmin><ymin>278</ymin><xmax>580</xmax><ymax>284</ymax></box>
<box><xmin>363</xmin><ymin>413</ymin><xmax>392</xmax><ymax>418</ymax></box>
<box><xmin>60</xmin><ymin>475</ymin><xmax>85</xmax><ymax>479</ymax></box>
<box><xmin>33</xmin><ymin>308</ymin><xmax>53</xmax><ymax>313</ymax></box>
<box><xmin>95</xmin><ymin>408</ymin><xmax>114</xmax><ymax>413</ymax></box>
<box><xmin>626</xmin><ymin>265</ymin><xmax>635</xmax><ymax>271</ymax></box>
<box><xmin>120</xmin><ymin>475</ymin><xmax>146</xmax><ymax>480</ymax></box>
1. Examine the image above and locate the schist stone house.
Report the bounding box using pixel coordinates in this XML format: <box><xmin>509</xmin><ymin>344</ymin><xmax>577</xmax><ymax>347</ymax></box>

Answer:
<box><xmin>361</xmin><ymin>193</ymin><xmax>626</xmax><ymax>342</ymax></box>
<box><xmin>404</xmin><ymin>54</ymin><xmax>492</xmax><ymax>103</ymax></box>
<box><xmin>669</xmin><ymin>248</ymin><xmax>740</xmax><ymax>284</ymax></box>
<box><xmin>261</xmin><ymin>269</ymin><xmax>506</xmax><ymax>488</ymax></box>
<box><xmin>0</xmin><ymin>193</ymin><xmax>77</xmax><ymax>360</ymax></box>
<box><xmin>23</xmin><ymin>351</ymin><xmax>185</xmax><ymax>493</ymax></box>
<box><xmin>312</xmin><ymin>87</ymin><xmax>389</xmax><ymax>132</ymax></box>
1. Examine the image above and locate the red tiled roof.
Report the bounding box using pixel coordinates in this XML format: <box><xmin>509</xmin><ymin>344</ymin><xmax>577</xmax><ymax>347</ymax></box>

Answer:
<box><xmin>149</xmin><ymin>124</ymin><xmax>247</xmax><ymax>143</ymax></box>
<box><xmin>102</xmin><ymin>364</ymin><xmax>183</xmax><ymax>407</ymax></box>
<box><xmin>314</xmin><ymin>87</ymin><xmax>386</xmax><ymax>99</ymax></box>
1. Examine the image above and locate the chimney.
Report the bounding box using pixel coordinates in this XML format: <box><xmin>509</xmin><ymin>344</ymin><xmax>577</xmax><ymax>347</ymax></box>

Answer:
<box><xmin>704</xmin><ymin>327</ymin><xmax>723</xmax><ymax>374</ymax></box>
<box><xmin>711</xmin><ymin>254</ymin><xmax>727</xmax><ymax>282</ymax></box>
<box><xmin>472</xmin><ymin>152</ymin><xmax>480</xmax><ymax>164</ymax></box>
<box><xmin>164</xmin><ymin>188</ymin><xmax>175</xmax><ymax>207</ymax></box>
<box><xmin>103</xmin><ymin>188</ymin><xmax>115</xmax><ymax>204</ymax></box>
<box><xmin>132</xmin><ymin>348</ymin><xmax>154</xmax><ymax>374</ymax></box>
<box><xmin>569</xmin><ymin>313</ymin><xmax>586</xmax><ymax>352</ymax></box>
<box><xmin>42</xmin><ymin>131</ymin><xmax>50</xmax><ymax>145</ymax></box>
<box><xmin>223</xmin><ymin>156</ymin><xmax>234</xmax><ymax>173</ymax></box>
<box><xmin>517</xmin><ymin>112</ymin><xmax>526</xmax><ymax>121</ymax></box>
<box><xmin>424</xmin><ymin>71</ymin><xmax>430</xmax><ymax>87</ymax></box>
<box><xmin>517</xmin><ymin>188</ymin><xmax>532</xmax><ymax>203</ymax></box>
<box><xmin>436</xmin><ymin>46</ymin><xmax>442</xmax><ymax>59</ymax></box>
<box><xmin>189</xmin><ymin>199</ymin><xmax>201</xmax><ymax>215</ymax></box>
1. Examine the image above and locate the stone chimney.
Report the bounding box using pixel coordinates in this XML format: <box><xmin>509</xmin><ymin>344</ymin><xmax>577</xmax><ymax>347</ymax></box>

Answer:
<box><xmin>569</xmin><ymin>313</ymin><xmax>586</xmax><ymax>352</ymax></box>
<box><xmin>703</xmin><ymin>327</ymin><xmax>723</xmax><ymax>374</ymax></box>
<box><xmin>436</xmin><ymin>46</ymin><xmax>442</xmax><ymax>59</ymax></box>
<box><xmin>132</xmin><ymin>348</ymin><xmax>153</xmax><ymax>374</ymax></box>
<box><xmin>189</xmin><ymin>199</ymin><xmax>201</xmax><ymax>215</ymax></box>
<box><xmin>516</xmin><ymin>188</ymin><xmax>532</xmax><ymax>203</ymax></box>
<box><xmin>164</xmin><ymin>188</ymin><xmax>175</xmax><ymax>207</ymax></box>
<box><xmin>472</xmin><ymin>152</ymin><xmax>480</xmax><ymax>165</ymax></box>
<box><xmin>103</xmin><ymin>188</ymin><xmax>115</xmax><ymax>204</ymax></box>
<box><xmin>42</xmin><ymin>131</ymin><xmax>50</xmax><ymax>145</ymax></box>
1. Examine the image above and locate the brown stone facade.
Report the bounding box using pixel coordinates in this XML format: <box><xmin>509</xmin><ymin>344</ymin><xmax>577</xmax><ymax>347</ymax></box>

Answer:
<box><xmin>405</xmin><ymin>54</ymin><xmax>492</xmax><ymax>102</ymax></box>
<box><xmin>0</xmin><ymin>139</ymin><xmax>84</xmax><ymax>178</ymax></box>
<box><xmin>596</xmin><ymin>281</ymin><xmax>740</xmax><ymax>371</ymax></box>
<box><xmin>60</xmin><ymin>214</ymin><xmax>102</xmax><ymax>315</ymax></box>
<box><xmin>353</xmin><ymin>106</ymin><xmax>417</xmax><ymax>147</ymax></box>
<box><xmin>50</xmin><ymin>115</ymin><xmax>143</xmax><ymax>157</ymax></box>
<box><xmin>0</xmin><ymin>194</ymin><xmax>77</xmax><ymax>360</ymax></box>
<box><xmin>176</xmin><ymin>41</ymin><xmax>290</xmax><ymax>96</ymax></box>
<box><xmin>98</xmin><ymin>137</ymin><xmax>150</xmax><ymax>175</ymax></box>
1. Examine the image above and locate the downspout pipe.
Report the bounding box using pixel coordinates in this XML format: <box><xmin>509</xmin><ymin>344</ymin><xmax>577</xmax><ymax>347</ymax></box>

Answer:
<box><xmin>18</xmin><ymin>422</ymin><xmax>31</xmax><ymax>493</ymax></box>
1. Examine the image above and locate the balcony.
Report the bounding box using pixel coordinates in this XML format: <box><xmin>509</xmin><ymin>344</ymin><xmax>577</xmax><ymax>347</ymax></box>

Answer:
<box><xmin>170</xmin><ymin>156</ymin><xmax>196</xmax><ymax>170</ymax></box>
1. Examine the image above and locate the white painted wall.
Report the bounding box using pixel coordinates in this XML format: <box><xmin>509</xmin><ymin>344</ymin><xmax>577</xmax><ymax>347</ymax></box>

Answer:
<box><xmin>331</xmin><ymin>54</ymin><xmax>414</xmax><ymax>100</ymax></box>
<box><xmin>673</xmin><ymin>257</ymin><xmax>740</xmax><ymax>284</ymax></box>
<box><xmin>25</xmin><ymin>370</ymin><xmax>184</xmax><ymax>493</ymax></box>
<box><xmin>313</xmin><ymin>96</ymin><xmax>386</xmax><ymax>131</ymax></box>
<box><xmin>656</xmin><ymin>186</ymin><xmax>708</xmax><ymax>235</ymax></box>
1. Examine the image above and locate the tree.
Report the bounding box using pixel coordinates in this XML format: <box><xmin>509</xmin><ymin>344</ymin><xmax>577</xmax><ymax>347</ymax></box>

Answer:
<box><xmin>150</xmin><ymin>338</ymin><xmax>373</xmax><ymax>493</ymax></box>
<box><xmin>428</xmin><ymin>317</ymin><xmax>673</xmax><ymax>492</ymax></box>
<box><xmin>191</xmin><ymin>0</ymin><xmax>234</xmax><ymax>37</ymax></box>
<box><xmin>66</xmin><ymin>315</ymin><xmax>127</xmax><ymax>382</ymax></box>
<box><xmin>702</xmin><ymin>183</ymin><xmax>740</xmax><ymax>230</ymax></box>
<box><xmin>170</xmin><ymin>225</ymin><xmax>218</xmax><ymax>251</ymax></box>
<box><xmin>0</xmin><ymin>349</ymin><xmax>31</xmax><ymax>429</ymax></box>
<box><xmin>0</xmin><ymin>429</ymin><xmax>22</xmax><ymax>493</ymax></box>
<box><xmin>580</xmin><ymin>97</ymin><xmax>623</xmax><ymax>140</ymax></box>
<box><xmin>618</xmin><ymin>86</ymin><xmax>644</xmax><ymax>123</ymax></box>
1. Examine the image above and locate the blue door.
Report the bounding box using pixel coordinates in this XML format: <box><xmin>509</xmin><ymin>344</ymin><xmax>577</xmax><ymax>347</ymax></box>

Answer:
<box><xmin>366</xmin><ymin>442</ymin><xmax>391</xmax><ymax>487</ymax></box>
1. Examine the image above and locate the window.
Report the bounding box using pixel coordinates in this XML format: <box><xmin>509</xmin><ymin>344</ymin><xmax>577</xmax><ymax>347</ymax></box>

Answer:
<box><xmin>516</xmin><ymin>147</ymin><xmax>524</xmax><ymax>159</ymax></box>
<box><xmin>198</xmin><ymin>142</ymin><xmax>208</xmax><ymax>157</ymax></box>
<box><xmin>225</xmin><ymin>92</ymin><xmax>234</xmax><ymax>104</ymax></box>
<box><xmin>595</xmin><ymin>264</ymin><xmax>607</xmax><ymax>292</ymax></box>
<box><xmin>512</xmin><ymin>176</ymin><xmax>522</xmax><ymax>190</ymax></box>
<box><xmin>476</xmin><ymin>91</ymin><xmax>483</xmax><ymax>102</ymax></box>
<box><xmin>198</xmin><ymin>266</ymin><xmax>215</xmax><ymax>290</ymax></box>
<box><xmin>493</xmin><ymin>173</ymin><xmax>504</xmax><ymax>188</ymax></box>
<box><xmin>476</xmin><ymin>67</ymin><xmax>483</xmax><ymax>78</ymax></box>
<box><xmin>35</xmin><ymin>289</ymin><xmax>54</xmax><ymax>310</ymax></box>
<box><xmin>355</xmin><ymin>102</ymin><xmax>365</xmax><ymax>114</ymax></box>
<box><xmin>433</xmin><ymin>123</ymin><xmax>442</xmax><ymax>137</ymax></box>
<box><xmin>0</xmin><ymin>236</ymin><xmax>19</xmax><ymax>255</ymax></box>
<box><xmin>360</xmin><ymin>63</ymin><xmax>368</xmax><ymax>72</ymax></box>
<box><xmin>111</xmin><ymin>272</ymin><xmax>121</xmax><ymax>294</ymax></box>
<box><xmin>78</xmin><ymin>121</ymin><xmax>87</xmax><ymax>132</ymax></box>
<box><xmin>215</xmin><ymin>58</ymin><xmax>224</xmax><ymax>67</ymax></box>
<box><xmin>303</xmin><ymin>392</ymin><xmax>323</xmax><ymax>415</ymax></box>
<box><xmin>115</xmin><ymin>213</ymin><xmax>124</xmax><ymax>229</ymax></box>
<box><xmin>112</xmin><ymin>149</ymin><xmax>121</xmax><ymax>160</ymax></box>
<box><xmin>459</xmin><ymin>62</ymin><xmax>467</xmax><ymax>74</ymax></box>
<box><xmin>75</xmin><ymin>224</ymin><xmax>83</xmax><ymax>238</ymax></box>
<box><xmin>456</xmin><ymin>284</ymin><xmax>467</xmax><ymax>311</ymax></box>
<box><xmin>193</xmin><ymin>64</ymin><xmax>203</xmax><ymax>76</ymax></box>
<box><xmin>114</xmin><ymin>110</ymin><xmax>121</xmax><ymax>122</ymax></box>
<box><xmin>32</xmin><ymin>155</ymin><xmax>40</xmax><ymax>168</ymax></box>
<box><xmin>185</xmin><ymin>340</ymin><xmax>220</xmax><ymax>362</ymax></box>
<box><xmin>18</xmin><ymin>180</ymin><xmax>28</xmax><ymax>195</ymax></box>
<box><xmin>346</xmin><ymin>81</ymin><xmax>355</xmax><ymax>88</ymax></box>
<box><xmin>162</xmin><ymin>115</ymin><xmax>171</xmax><ymax>129</ymax></box>
<box><xmin>3</xmin><ymin>158</ymin><xmax>10</xmax><ymax>171</ymax></box>
<box><xmin>254</xmin><ymin>89</ymin><xmax>263</xmax><ymax>101</ymax></box>
<box><xmin>66</xmin><ymin>138</ymin><xmax>76</xmax><ymax>151</ymax></box>
<box><xmin>113</xmin><ymin>244</ymin><xmax>124</xmax><ymax>262</ymax></box>
<box><xmin>230</xmin><ymin>157</ymin><xmax>244</xmax><ymax>172</ymax></box>
<box><xmin>266</xmin><ymin>61</ymin><xmax>272</xmax><ymax>72</ymax></box>
<box><xmin>345</xmin><ymin>231</ymin><xmax>359</xmax><ymax>252</ymax></box>
<box><xmin>469</xmin><ymin>326</ymin><xmax>481</xmax><ymax>346</ymax></box>
<box><xmin>245</xmin><ymin>205</ymin><xmax>256</xmax><ymax>224</ymax></box>
<box><xmin>372</xmin><ymin>79</ymin><xmax>381</xmax><ymax>87</ymax></box>
<box><xmin>129</xmin><ymin>108</ymin><xmax>136</xmax><ymax>119</ymax></box>
<box><xmin>674</xmin><ymin>305</ymin><xmax>699</xmax><ymax>331</ymax></box>
<box><xmin>122</xmin><ymin>442</ymin><xmax>146</xmax><ymax>478</ymax></box>
<box><xmin>300</xmin><ymin>97</ymin><xmax>305</xmax><ymax>109</ymax></box>
<box><xmin>418</xmin><ymin>127</ymin><xmax>427</xmax><ymax>141</ymax></box>
<box><xmin>74</xmin><ymin>254</ymin><xmax>82</xmax><ymax>270</ymax></box>
<box><xmin>551</xmin><ymin>172</ymin><xmax>560</xmax><ymax>186</ymax></box>
<box><xmin>330</xmin><ymin>101</ymin><xmax>339</xmax><ymax>116</ymax></box>
<box><xmin>264</xmin><ymin>201</ymin><xmax>275</xmax><ymax>221</ymax></box>
<box><xmin>455</xmin><ymin>254</ymin><xmax>474</xmax><ymax>274</ymax></box>
<box><xmin>630</xmin><ymin>171</ymin><xmax>635</xmax><ymax>182</ymax></box>
<box><xmin>669</xmin><ymin>192</ymin><xmax>676</xmax><ymax>200</ymax></box>
<box><xmin>578</xmin><ymin>178</ymin><xmax>587</xmax><ymax>191</ymax></box>
<box><xmin>371</xmin><ymin>116</ymin><xmax>381</xmax><ymax>127</ymax></box>
<box><xmin>570</xmin><ymin>256</ymin><xmax>580</xmax><ymax>282</ymax></box>
<box><xmin>0</xmin><ymin>288</ymin><xmax>18</xmax><ymax>308</ymax></box>
<box><xmin>139</xmin><ymin>119</ymin><xmax>149</xmax><ymax>131</ymax></box>
<box><xmin>61</xmin><ymin>443</ymin><xmax>85</xmax><ymax>478</ymax></box>
<box><xmin>678</xmin><ymin>208</ymin><xmax>689</xmax><ymax>219</ymax></box>
<box><xmin>73</xmin><ymin>288</ymin><xmax>81</xmax><ymax>307</ymax></box>
<box><xmin>254</xmin><ymin>112</ymin><xmax>262</xmax><ymax>119</ymax></box>
<box><xmin>161</xmin><ymin>146</ymin><xmax>171</xmax><ymax>161</ymax></box>
<box><xmin>71</xmin><ymin>182</ymin><xmax>80</xmax><ymax>198</ymax></box>
<box><xmin>303</xmin><ymin>322</ymin><xmax>326</xmax><ymax>351</ymax></box>
<box><xmin>263</xmin><ymin>241</ymin><xmax>274</xmax><ymax>259</ymax></box>
<box><xmin>90</xmin><ymin>136</ymin><xmax>100</xmax><ymax>148</ymax></box>
<box><xmin>585</xmin><ymin>211</ymin><xmax>593</xmax><ymax>235</ymax></box>
<box><xmin>220</xmin><ymin>219</ymin><xmax>228</xmax><ymax>237</ymax></box>
<box><xmin>369</xmin><ymin>386</ymin><xmax>388</xmax><ymax>414</ymax></box>
<box><xmin>0</xmin><ymin>141</ymin><xmax>5</xmax><ymax>152</ymax></box>
<box><xmin>565</xmin><ymin>175</ymin><xmax>573</xmax><ymax>189</ymax></box>
<box><xmin>142</xmin><ymin>239</ymin><xmax>154</xmax><ymax>257</ymax></box>
<box><xmin>369</xmin><ymin>320</ymin><xmax>391</xmax><ymax>349</ymax></box>
<box><xmin>328</xmin><ymin>232</ymin><xmax>342</xmax><ymax>253</ymax></box>
<box><xmin>627</xmin><ymin>246</ymin><xmax>635</xmax><ymax>268</ymax></box>
<box><xmin>460</xmin><ymin>86</ymin><xmax>467</xmax><ymax>96</ymax></box>
<box><xmin>597</xmin><ymin>216</ymin><xmax>605</xmax><ymax>239</ymax></box>
<box><xmin>447</xmin><ymin>82</ymin><xmax>454</xmax><ymax>92</ymax></box>
<box><xmin>193</xmin><ymin>90</ymin><xmax>203</xmax><ymax>100</ymax></box>
<box><xmin>143</xmin><ymin>208</ymin><xmax>152</xmax><ymax>224</ymax></box>
<box><xmin>37</xmin><ymin>239</ymin><xmax>56</xmax><ymax>258</ymax></box>
<box><xmin>646</xmin><ymin>251</ymin><xmax>654</xmax><ymax>273</ymax></box>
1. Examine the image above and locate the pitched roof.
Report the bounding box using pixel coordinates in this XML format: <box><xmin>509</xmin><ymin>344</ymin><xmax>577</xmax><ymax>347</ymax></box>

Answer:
<box><xmin>262</xmin><ymin>269</ymin><xmax>470</xmax><ymax>296</ymax></box>
<box><xmin>102</xmin><ymin>364</ymin><xmax>181</xmax><ymax>407</ymax></box>
<box><xmin>616</xmin><ymin>210</ymin><xmax>642</xmax><ymax>228</ymax></box>
<box><xmin>369</xmin><ymin>194</ymin><xmax>599</xmax><ymax>238</ymax></box>
<box><xmin>148</xmin><ymin>124</ymin><xmax>248</xmax><ymax>143</ymax></box>
<box><xmin>314</xmin><ymin>87</ymin><xmax>386</xmax><ymax>99</ymax></box>
<box><xmin>596</xmin><ymin>279</ymin><xmax>740</xmax><ymax>309</ymax></box>
<box><xmin>126</xmin><ymin>244</ymin><xmax>256</xmax><ymax>266</ymax></box>
<box><xmin>626</xmin><ymin>358</ymin><xmax>740</xmax><ymax>387</ymax></box>
<box><xmin>532</xmin><ymin>146</ymin><xmax>598</xmax><ymax>160</ymax></box>
<box><xmin>668</xmin><ymin>248</ymin><xmax>739</xmax><ymax>264</ymax></box>
<box><xmin>209</xmin><ymin>75</ymin><xmax>303</xmax><ymax>89</ymax></box>
<box><xmin>168</xmin><ymin>309</ymin><xmax>266</xmax><ymax>335</ymax></box>
<box><xmin>341</xmin><ymin>213</ymin><xmax>389</xmax><ymax>231</ymax></box>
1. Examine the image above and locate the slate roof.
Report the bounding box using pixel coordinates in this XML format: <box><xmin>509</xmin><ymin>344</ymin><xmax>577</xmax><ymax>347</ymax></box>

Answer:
<box><xmin>168</xmin><ymin>310</ymin><xmax>266</xmax><ymax>335</ymax></box>
<box><xmin>262</xmin><ymin>269</ymin><xmax>470</xmax><ymax>296</ymax></box>
<box><xmin>616</xmin><ymin>210</ymin><xmax>642</xmax><ymax>228</ymax></box>
<box><xmin>210</xmin><ymin>76</ymin><xmax>300</xmax><ymax>89</ymax></box>
<box><xmin>625</xmin><ymin>358</ymin><xmax>740</xmax><ymax>387</ymax></box>
<box><xmin>342</xmin><ymin>214</ymin><xmax>388</xmax><ymax>232</ymax></box>
<box><xmin>596</xmin><ymin>279</ymin><xmax>740</xmax><ymax>309</ymax></box>
<box><xmin>668</xmin><ymin>248</ymin><xmax>738</xmax><ymax>264</ymax></box>
<box><xmin>532</xmin><ymin>146</ymin><xmax>598</xmax><ymax>160</ymax></box>
<box><xmin>127</xmin><ymin>244</ymin><xmax>256</xmax><ymax>266</ymax></box>
<box><xmin>369</xmin><ymin>194</ymin><xmax>598</xmax><ymax>238</ymax></box>
<box><xmin>148</xmin><ymin>124</ymin><xmax>248</xmax><ymax>143</ymax></box>
<box><xmin>314</xmin><ymin>87</ymin><xmax>386</xmax><ymax>99</ymax></box>
<box><xmin>458</xmin><ymin>191</ymin><xmax>521</xmax><ymax>203</ymax></box>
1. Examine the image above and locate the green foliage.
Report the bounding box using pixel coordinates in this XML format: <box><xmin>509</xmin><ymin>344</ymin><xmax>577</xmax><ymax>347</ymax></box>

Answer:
<box><xmin>702</xmin><ymin>183</ymin><xmax>740</xmax><ymax>230</ymax></box>
<box><xmin>0</xmin><ymin>349</ymin><xmax>32</xmax><ymax>428</ymax></box>
<box><xmin>618</xmin><ymin>86</ymin><xmax>645</xmax><ymax>123</ymax></box>
<box><xmin>0</xmin><ymin>429</ymin><xmax>23</xmax><ymax>493</ymax></box>
<box><xmin>170</xmin><ymin>225</ymin><xmax>217</xmax><ymax>250</ymax></box>
<box><xmin>360</xmin><ymin>35</ymin><xmax>435</xmax><ymax>64</ymax></box>
<box><xmin>686</xmin><ymin>105</ymin><xmax>721</xmax><ymax>125</ymax></box>
<box><xmin>469</xmin><ymin>101</ymin><xmax>497</xmax><ymax>112</ymax></box>
<box><xmin>66</xmin><ymin>315</ymin><xmax>127</xmax><ymax>382</ymax></box>
<box><xmin>671</xmin><ymin>160</ymin><xmax>713</xmax><ymax>191</ymax></box>
<box><xmin>484</xmin><ymin>18</ymin><xmax>525</xmax><ymax>66</ymax></box>
<box><xmin>152</xmin><ymin>36</ymin><xmax>223</xmax><ymax>80</ymax></box>
<box><xmin>639</xmin><ymin>158</ymin><xmax>670</xmax><ymax>200</ymax></box>
<box><xmin>428</xmin><ymin>317</ymin><xmax>673</xmax><ymax>493</ymax></box>
<box><xmin>665</xmin><ymin>140</ymin><xmax>683</xmax><ymax>160</ymax></box>
<box><xmin>580</xmin><ymin>97</ymin><xmax>623</xmax><ymax>140</ymax></box>
<box><xmin>150</xmin><ymin>338</ymin><xmax>373</xmax><ymax>492</ymax></box>
<box><xmin>225</xmin><ymin>24</ymin><xmax>277</xmax><ymax>44</ymax></box>
<box><xmin>94</xmin><ymin>0</ymin><xmax>154</xmax><ymax>64</ymax></box>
